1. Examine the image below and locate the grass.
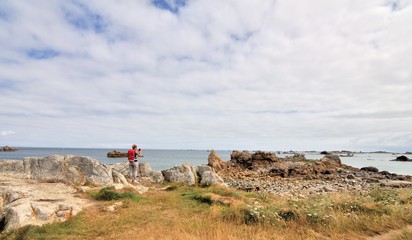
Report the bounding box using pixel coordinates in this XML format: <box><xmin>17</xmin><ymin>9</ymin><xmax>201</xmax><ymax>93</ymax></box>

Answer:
<box><xmin>1</xmin><ymin>185</ymin><xmax>412</xmax><ymax>240</ymax></box>
<box><xmin>91</xmin><ymin>186</ymin><xmax>141</xmax><ymax>202</ymax></box>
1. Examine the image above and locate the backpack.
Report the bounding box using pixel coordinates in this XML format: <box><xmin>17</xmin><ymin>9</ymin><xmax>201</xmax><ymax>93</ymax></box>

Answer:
<box><xmin>128</xmin><ymin>149</ymin><xmax>136</xmax><ymax>162</ymax></box>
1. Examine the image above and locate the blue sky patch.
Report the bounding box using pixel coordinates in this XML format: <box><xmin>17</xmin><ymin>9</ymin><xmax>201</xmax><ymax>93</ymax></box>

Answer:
<box><xmin>230</xmin><ymin>32</ymin><xmax>254</xmax><ymax>42</ymax></box>
<box><xmin>0</xmin><ymin>11</ymin><xmax>7</xmax><ymax>20</ymax></box>
<box><xmin>152</xmin><ymin>0</ymin><xmax>187</xmax><ymax>14</ymax></box>
<box><xmin>63</xmin><ymin>1</ymin><xmax>108</xmax><ymax>33</ymax></box>
<box><xmin>27</xmin><ymin>49</ymin><xmax>59</xmax><ymax>59</ymax></box>
<box><xmin>0</xmin><ymin>80</ymin><xmax>17</xmax><ymax>93</ymax></box>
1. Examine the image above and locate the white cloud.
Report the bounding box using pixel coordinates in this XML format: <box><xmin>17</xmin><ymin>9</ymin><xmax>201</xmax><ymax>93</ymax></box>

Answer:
<box><xmin>0</xmin><ymin>0</ymin><xmax>411</xmax><ymax>151</ymax></box>
<box><xmin>1</xmin><ymin>131</ymin><xmax>15</xmax><ymax>136</ymax></box>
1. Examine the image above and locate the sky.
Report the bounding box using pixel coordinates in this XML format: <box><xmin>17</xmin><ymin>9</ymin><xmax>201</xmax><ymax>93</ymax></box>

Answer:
<box><xmin>1</xmin><ymin>0</ymin><xmax>412</xmax><ymax>152</ymax></box>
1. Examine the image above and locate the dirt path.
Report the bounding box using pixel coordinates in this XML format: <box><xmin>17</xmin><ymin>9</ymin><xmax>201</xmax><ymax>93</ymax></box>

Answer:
<box><xmin>367</xmin><ymin>225</ymin><xmax>412</xmax><ymax>240</ymax></box>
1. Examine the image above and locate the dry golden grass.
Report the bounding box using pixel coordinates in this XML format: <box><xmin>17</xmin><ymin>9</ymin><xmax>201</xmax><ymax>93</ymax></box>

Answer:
<box><xmin>2</xmin><ymin>185</ymin><xmax>412</xmax><ymax>240</ymax></box>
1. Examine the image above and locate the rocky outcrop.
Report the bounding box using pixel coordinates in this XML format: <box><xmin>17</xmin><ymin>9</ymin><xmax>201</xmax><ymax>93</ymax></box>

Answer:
<box><xmin>0</xmin><ymin>155</ymin><xmax>151</xmax><ymax>232</ymax></box>
<box><xmin>0</xmin><ymin>146</ymin><xmax>17</xmax><ymax>152</ymax></box>
<box><xmin>0</xmin><ymin>176</ymin><xmax>92</xmax><ymax>232</ymax></box>
<box><xmin>218</xmin><ymin>150</ymin><xmax>412</xmax><ymax>198</ymax></box>
<box><xmin>230</xmin><ymin>150</ymin><xmax>278</xmax><ymax>170</ymax></box>
<box><xmin>107</xmin><ymin>150</ymin><xmax>127</xmax><ymax>158</ymax></box>
<box><xmin>392</xmin><ymin>155</ymin><xmax>411</xmax><ymax>162</ymax></box>
<box><xmin>0</xmin><ymin>155</ymin><xmax>152</xmax><ymax>190</ymax></box>
<box><xmin>0</xmin><ymin>155</ymin><xmax>113</xmax><ymax>186</ymax></box>
<box><xmin>208</xmin><ymin>150</ymin><xmax>227</xmax><ymax>171</ymax></box>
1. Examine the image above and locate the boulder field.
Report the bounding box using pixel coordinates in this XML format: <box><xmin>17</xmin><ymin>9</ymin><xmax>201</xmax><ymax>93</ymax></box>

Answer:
<box><xmin>207</xmin><ymin>150</ymin><xmax>412</xmax><ymax>199</ymax></box>
<box><xmin>0</xmin><ymin>155</ymin><xmax>223</xmax><ymax>232</ymax></box>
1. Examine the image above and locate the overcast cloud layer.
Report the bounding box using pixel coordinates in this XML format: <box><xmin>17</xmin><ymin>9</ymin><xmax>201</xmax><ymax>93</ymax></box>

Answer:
<box><xmin>1</xmin><ymin>0</ymin><xmax>411</xmax><ymax>152</ymax></box>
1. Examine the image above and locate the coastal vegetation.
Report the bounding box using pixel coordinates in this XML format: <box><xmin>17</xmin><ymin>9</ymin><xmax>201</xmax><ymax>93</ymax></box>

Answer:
<box><xmin>2</xmin><ymin>183</ymin><xmax>412</xmax><ymax>240</ymax></box>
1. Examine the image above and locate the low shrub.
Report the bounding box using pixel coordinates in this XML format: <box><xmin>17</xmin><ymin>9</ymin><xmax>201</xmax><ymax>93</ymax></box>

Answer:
<box><xmin>278</xmin><ymin>209</ymin><xmax>299</xmax><ymax>221</ymax></box>
<box><xmin>368</xmin><ymin>188</ymin><xmax>400</xmax><ymax>204</ymax></box>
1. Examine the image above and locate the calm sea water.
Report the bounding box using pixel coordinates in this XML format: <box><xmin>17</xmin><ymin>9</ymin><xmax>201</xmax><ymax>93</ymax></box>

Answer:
<box><xmin>0</xmin><ymin>148</ymin><xmax>411</xmax><ymax>175</ymax></box>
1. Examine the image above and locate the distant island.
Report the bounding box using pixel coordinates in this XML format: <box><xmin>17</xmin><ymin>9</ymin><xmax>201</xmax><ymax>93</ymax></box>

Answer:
<box><xmin>0</xmin><ymin>146</ymin><xmax>17</xmax><ymax>152</ymax></box>
<box><xmin>392</xmin><ymin>155</ymin><xmax>411</xmax><ymax>162</ymax></box>
<box><xmin>107</xmin><ymin>150</ymin><xmax>127</xmax><ymax>158</ymax></box>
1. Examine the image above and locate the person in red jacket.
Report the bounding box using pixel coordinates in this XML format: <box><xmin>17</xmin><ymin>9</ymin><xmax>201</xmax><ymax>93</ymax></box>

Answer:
<box><xmin>128</xmin><ymin>144</ymin><xmax>139</xmax><ymax>183</ymax></box>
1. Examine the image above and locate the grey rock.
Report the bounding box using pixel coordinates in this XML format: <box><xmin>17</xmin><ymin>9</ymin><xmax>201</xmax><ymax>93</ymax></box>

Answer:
<box><xmin>146</xmin><ymin>170</ymin><xmax>164</xmax><ymax>183</ymax></box>
<box><xmin>346</xmin><ymin>174</ymin><xmax>355</xmax><ymax>179</ymax></box>
<box><xmin>0</xmin><ymin>160</ymin><xmax>26</xmax><ymax>178</ymax></box>
<box><xmin>8</xmin><ymin>155</ymin><xmax>113</xmax><ymax>186</ymax></box>
<box><xmin>360</xmin><ymin>166</ymin><xmax>379</xmax><ymax>173</ymax></box>
<box><xmin>196</xmin><ymin>165</ymin><xmax>213</xmax><ymax>176</ymax></box>
<box><xmin>109</xmin><ymin>162</ymin><xmax>129</xmax><ymax>177</ymax></box>
<box><xmin>138</xmin><ymin>162</ymin><xmax>152</xmax><ymax>176</ymax></box>
<box><xmin>162</xmin><ymin>164</ymin><xmax>196</xmax><ymax>185</ymax></box>
<box><xmin>200</xmin><ymin>171</ymin><xmax>225</xmax><ymax>186</ymax></box>
<box><xmin>380</xmin><ymin>180</ymin><xmax>412</xmax><ymax>188</ymax></box>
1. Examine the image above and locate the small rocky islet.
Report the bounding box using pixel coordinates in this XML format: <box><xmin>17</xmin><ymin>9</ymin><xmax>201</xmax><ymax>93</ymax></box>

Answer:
<box><xmin>392</xmin><ymin>155</ymin><xmax>412</xmax><ymax>162</ymax></box>
<box><xmin>0</xmin><ymin>146</ymin><xmax>17</xmax><ymax>152</ymax></box>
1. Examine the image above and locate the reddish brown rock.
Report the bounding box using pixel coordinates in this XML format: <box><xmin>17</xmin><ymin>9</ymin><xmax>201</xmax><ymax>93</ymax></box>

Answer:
<box><xmin>107</xmin><ymin>150</ymin><xmax>127</xmax><ymax>158</ymax></box>
<box><xmin>208</xmin><ymin>150</ymin><xmax>227</xmax><ymax>171</ymax></box>
<box><xmin>0</xmin><ymin>146</ymin><xmax>17</xmax><ymax>152</ymax></box>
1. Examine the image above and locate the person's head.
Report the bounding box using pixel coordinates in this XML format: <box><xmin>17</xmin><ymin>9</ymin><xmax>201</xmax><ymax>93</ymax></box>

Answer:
<box><xmin>132</xmin><ymin>144</ymin><xmax>137</xmax><ymax>149</ymax></box>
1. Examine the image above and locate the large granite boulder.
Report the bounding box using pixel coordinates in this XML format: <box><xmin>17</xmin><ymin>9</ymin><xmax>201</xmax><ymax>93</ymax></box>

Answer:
<box><xmin>207</xmin><ymin>150</ymin><xmax>227</xmax><ymax>171</ymax></box>
<box><xmin>320</xmin><ymin>154</ymin><xmax>342</xmax><ymax>165</ymax></box>
<box><xmin>0</xmin><ymin>155</ymin><xmax>113</xmax><ymax>186</ymax></box>
<box><xmin>138</xmin><ymin>162</ymin><xmax>153</xmax><ymax>175</ymax></box>
<box><xmin>162</xmin><ymin>164</ymin><xmax>196</xmax><ymax>185</ymax></box>
<box><xmin>200</xmin><ymin>171</ymin><xmax>225</xmax><ymax>186</ymax></box>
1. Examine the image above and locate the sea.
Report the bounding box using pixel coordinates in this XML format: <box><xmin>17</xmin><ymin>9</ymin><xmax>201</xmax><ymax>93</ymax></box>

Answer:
<box><xmin>0</xmin><ymin>148</ymin><xmax>411</xmax><ymax>176</ymax></box>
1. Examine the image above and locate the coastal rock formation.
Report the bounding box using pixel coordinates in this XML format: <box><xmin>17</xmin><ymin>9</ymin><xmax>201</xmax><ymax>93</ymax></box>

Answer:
<box><xmin>0</xmin><ymin>175</ymin><xmax>92</xmax><ymax>232</ymax></box>
<box><xmin>0</xmin><ymin>156</ymin><xmax>150</xmax><ymax>232</ymax></box>
<box><xmin>0</xmin><ymin>155</ymin><xmax>151</xmax><ymax>189</ymax></box>
<box><xmin>0</xmin><ymin>155</ymin><xmax>113</xmax><ymax>185</ymax></box>
<box><xmin>217</xmin><ymin>150</ymin><xmax>412</xmax><ymax>198</ymax></box>
<box><xmin>392</xmin><ymin>155</ymin><xmax>411</xmax><ymax>162</ymax></box>
<box><xmin>208</xmin><ymin>150</ymin><xmax>227</xmax><ymax>171</ymax></box>
<box><xmin>230</xmin><ymin>150</ymin><xmax>278</xmax><ymax>170</ymax></box>
<box><xmin>0</xmin><ymin>146</ymin><xmax>17</xmax><ymax>152</ymax></box>
<box><xmin>107</xmin><ymin>150</ymin><xmax>127</xmax><ymax>158</ymax></box>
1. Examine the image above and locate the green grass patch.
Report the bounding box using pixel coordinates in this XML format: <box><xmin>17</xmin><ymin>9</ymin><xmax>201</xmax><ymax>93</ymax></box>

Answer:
<box><xmin>91</xmin><ymin>187</ymin><xmax>140</xmax><ymax>202</ymax></box>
